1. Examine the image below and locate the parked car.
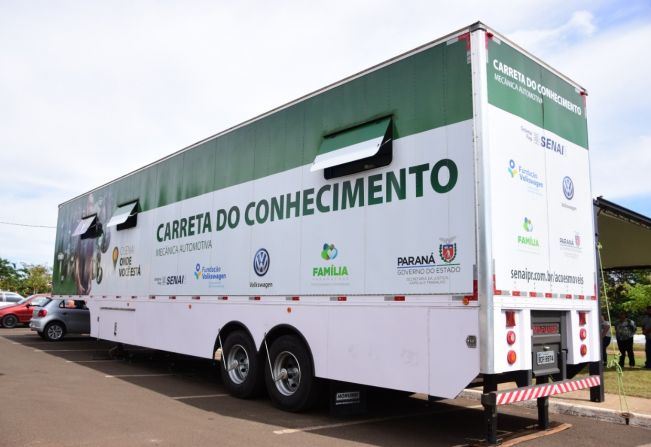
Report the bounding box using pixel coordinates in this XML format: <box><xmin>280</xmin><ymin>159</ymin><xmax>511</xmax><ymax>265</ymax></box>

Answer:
<box><xmin>29</xmin><ymin>298</ymin><xmax>90</xmax><ymax>341</ymax></box>
<box><xmin>0</xmin><ymin>291</ymin><xmax>25</xmax><ymax>309</ymax></box>
<box><xmin>0</xmin><ymin>294</ymin><xmax>51</xmax><ymax>328</ymax></box>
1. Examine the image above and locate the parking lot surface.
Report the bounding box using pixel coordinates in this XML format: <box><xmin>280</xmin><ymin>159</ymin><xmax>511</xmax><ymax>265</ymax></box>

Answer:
<box><xmin>1</xmin><ymin>328</ymin><xmax>649</xmax><ymax>447</ymax></box>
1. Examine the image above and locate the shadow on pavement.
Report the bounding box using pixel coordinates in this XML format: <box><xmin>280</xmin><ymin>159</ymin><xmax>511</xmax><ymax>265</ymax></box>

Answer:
<box><xmin>3</xmin><ymin>329</ymin><xmax>544</xmax><ymax>447</ymax></box>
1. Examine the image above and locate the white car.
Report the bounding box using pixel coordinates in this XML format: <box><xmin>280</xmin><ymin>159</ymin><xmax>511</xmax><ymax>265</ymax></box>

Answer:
<box><xmin>0</xmin><ymin>291</ymin><xmax>24</xmax><ymax>309</ymax></box>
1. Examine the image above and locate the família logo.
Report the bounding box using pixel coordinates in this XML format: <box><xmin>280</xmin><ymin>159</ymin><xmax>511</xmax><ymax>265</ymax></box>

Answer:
<box><xmin>194</xmin><ymin>263</ymin><xmax>202</xmax><ymax>279</ymax></box>
<box><xmin>518</xmin><ymin>217</ymin><xmax>539</xmax><ymax>248</ymax></box>
<box><xmin>314</xmin><ymin>243</ymin><xmax>348</xmax><ymax>277</ymax></box>
<box><xmin>321</xmin><ymin>243</ymin><xmax>338</xmax><ymax>260</ymax></box>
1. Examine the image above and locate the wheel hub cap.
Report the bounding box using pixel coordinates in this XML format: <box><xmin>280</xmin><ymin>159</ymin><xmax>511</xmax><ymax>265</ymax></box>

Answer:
<box><xmin>226</xmin><ymin>344</ymin><xmax>249</xmax><ymax>385</ymax></box>
<box><xmin>272</xmin><ymin>351</ymin><xmax>301</xmax><ymax>396</ymax></box>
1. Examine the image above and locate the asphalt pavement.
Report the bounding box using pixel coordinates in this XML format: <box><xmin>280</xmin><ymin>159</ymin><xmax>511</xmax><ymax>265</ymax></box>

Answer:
<box><xmin>1</xmin><ymin>328</ymin><xmax>649</xmax><ymax>447</ymax></box>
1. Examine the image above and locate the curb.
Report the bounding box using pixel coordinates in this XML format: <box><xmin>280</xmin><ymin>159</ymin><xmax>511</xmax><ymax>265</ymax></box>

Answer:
<box><xmin>459</xmin><ymin>389</ymin><xmax>651</xmax><ymax>430</ymax></box>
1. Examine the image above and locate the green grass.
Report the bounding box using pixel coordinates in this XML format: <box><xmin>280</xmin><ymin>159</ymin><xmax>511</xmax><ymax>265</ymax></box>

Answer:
<box><xmin>600</xmin><ymin>352</ymin><xmax>651</xmax><ymax>399</ymax></box>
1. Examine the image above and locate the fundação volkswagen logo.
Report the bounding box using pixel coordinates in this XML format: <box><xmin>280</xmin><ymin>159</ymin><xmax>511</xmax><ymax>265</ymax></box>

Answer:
<box><xmin>562</xmin><ymin>176</ymin><xmax>574</xmax><ymax>200</ymax></box>
<box><xmin>253</xmin><ymin>248</ymin><xmax>270</xmax><ymax>277</ymax></box>
<box><xmin>508</xmin><ymin>159</ymin><xmax>518</xmax><ymax>178</ymax></box>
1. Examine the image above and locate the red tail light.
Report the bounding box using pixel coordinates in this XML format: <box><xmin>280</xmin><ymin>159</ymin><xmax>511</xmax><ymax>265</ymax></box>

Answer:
<box><xmin>507</xmin><ymin>350</ymin><xmax>517</xmax><ymax>365</ymax></box>
<box><xmin>579</xmin><ymin>328</ymin><xmax>587</xmax><ymax>340</ymax></box>
<box><xmin>506</xmin><ymin>330</ymin><xmax>516</xmax><ymax>345</ymax></box>
<box><xmin>505</xmin><ymin>311</ymin><xmax>516</xmax><ymax>327</ymax></box>
<box><xmin>580</xmin><ymin>344</ymin><xmax>587</xmax><ymax>356</ymax></box>
<box><xmin>578</xmin><ymin>311</ymin><xmax>586</xmax><ymax>326</ymax></box>
<box><xmin>37</xmin><ymin>309</ymin><xmax>47</xmax><ymax>318</ymax></box>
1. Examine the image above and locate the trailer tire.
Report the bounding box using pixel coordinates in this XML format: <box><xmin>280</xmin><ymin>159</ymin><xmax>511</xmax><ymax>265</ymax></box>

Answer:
<box><xmin>220</xmin><ymin>330</ymin><xmax>263</xmax><ymax>398</ymax></box>
<box><xmin>265</xmin><ymin>335</ymin><xmax>319</xmax><ymax>412</ymax></box>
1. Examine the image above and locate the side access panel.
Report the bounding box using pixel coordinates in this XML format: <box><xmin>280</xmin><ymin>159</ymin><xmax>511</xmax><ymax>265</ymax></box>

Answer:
<box><xmin>428</xmin><ymin>306</ymin><xmax>480</xmax><ymax>398</ymax></box>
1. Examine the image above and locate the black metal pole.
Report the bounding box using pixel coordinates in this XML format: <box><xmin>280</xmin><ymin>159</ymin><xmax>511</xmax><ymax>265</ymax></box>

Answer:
<box><xmin>482</xmin><ymin>393</ymin><xmax>498</xmax><ymax>445</ymax></box>
<box><xmin>589</xmin><ymin>361</ymin><xmax>605</xmax><ymax>402</ymax></box>
<box><xmin>592</xmin><ymin>202</ymin><xmax>605</xmax><ymax>402</ymax></box>
<box><xmin>537</xmin><ymin>396</ymin><xmax>550</xmax><ymax>429</ymax></box>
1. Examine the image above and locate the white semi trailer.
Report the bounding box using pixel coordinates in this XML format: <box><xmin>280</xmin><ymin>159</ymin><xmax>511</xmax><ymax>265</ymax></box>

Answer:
<box><xmin>53</xmin><ymin>22</ymin><xmax>601</xmax><ymax>438</ymax></box>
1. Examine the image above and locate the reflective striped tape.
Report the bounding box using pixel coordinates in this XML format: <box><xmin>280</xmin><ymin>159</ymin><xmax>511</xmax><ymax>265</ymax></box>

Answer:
<box><xmin>494</xmin><ymin>290</ymin><xmax>595</xmax><ymax>300</ymax></box>
<box><xmin>494</xmin><ymin>376</ymin><xmax>600</xmax><ymax>406</ymax></box>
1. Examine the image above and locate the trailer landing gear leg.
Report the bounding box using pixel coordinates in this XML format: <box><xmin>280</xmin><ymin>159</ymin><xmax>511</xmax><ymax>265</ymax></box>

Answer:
<box><xmin>589</xmin><ymin>361</ymin><xmax>604</xmax><ymax>402</ymax></box>
<box><xmin>537</xmin><ymin>396</ymin><xmax>549</xmax><ymax>430</ymax></box>
<box><xmin>481</xmin><ymin>393</ymin><xmax>499</xmax><ymax>445</ymax></box>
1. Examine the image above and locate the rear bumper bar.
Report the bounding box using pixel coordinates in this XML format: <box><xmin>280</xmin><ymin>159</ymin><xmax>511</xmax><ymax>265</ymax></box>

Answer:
<box><xmin>482</xmin><ymin>375</ymin><xmax>601</xmax><ymax>406</ymax></box>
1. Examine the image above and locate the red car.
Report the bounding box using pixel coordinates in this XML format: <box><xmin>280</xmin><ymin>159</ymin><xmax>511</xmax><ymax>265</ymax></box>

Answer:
<box><xmin>0</xmin><ymin>294</ymin><xmax>51</xmax><ymax>328</ymax></box>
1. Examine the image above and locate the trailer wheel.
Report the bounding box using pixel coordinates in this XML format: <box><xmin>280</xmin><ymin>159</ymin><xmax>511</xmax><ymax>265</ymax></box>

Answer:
<box><xmin>220</xmin><ymin>330</ymin><xmax>263</xmax><ymax>398</ymax></box>
<box><xmin>265</xmin><ymin>335</ymin><xmax>319</xmax><ymax>412</ymax></box>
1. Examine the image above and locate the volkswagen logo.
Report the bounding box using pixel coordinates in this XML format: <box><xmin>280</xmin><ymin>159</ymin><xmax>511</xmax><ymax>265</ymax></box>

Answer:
<box><xmin>253</xmin><ymin>248</ymin><xmax>270</xmax><ymax>277</ymax></box>
<box><xmin>562</xmin><ymin>176</ymin><xmax>574</xmax><ymax>200</ymax></box>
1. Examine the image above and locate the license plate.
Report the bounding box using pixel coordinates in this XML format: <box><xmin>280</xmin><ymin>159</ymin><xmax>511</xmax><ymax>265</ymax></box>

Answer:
<box><xmin>536</xmin><ymin>351</ymin><xmax>555</xmax><ymax>366</ymax></box>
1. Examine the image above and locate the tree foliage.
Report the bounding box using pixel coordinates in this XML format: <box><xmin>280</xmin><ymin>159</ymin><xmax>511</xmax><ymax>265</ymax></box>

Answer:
<box><xmin>0</xmin><ymin>258</ymin><xmax>22</xmax><ymax>291</ymax></box>
<box><xmin>603</xmin><ymin>269</ymin><xmax>651</xmax><ymax>323</ymax></box>
<box><xmin>0</xmin><ymin>258</ymin><xmax>52</xmax><ymax>296</ymax></box>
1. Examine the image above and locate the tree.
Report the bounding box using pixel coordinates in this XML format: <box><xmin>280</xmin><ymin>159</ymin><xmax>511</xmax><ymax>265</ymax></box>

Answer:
<box><xmin>621</xmin><ymin>283</ymin><xmax>651</xmax><ymax>317</ymax></box>
<box><xmin>603</xmin><ymin>269</ymin><xmax>651</xmax><ymax>322</ymax></box>
<box><xmin>0</xmin><ymin>258</ymin><xmax>22</xmax><ymax>291</ymax></box>
<box><xmin>17</xmin><ymin>264</ymin><xmax>52</xmax><ymax>296</ymax></box>
<box><xmin>0</xmin><ymin>258</ymin><xmax>52</xmax><ymax>296</ymax></box>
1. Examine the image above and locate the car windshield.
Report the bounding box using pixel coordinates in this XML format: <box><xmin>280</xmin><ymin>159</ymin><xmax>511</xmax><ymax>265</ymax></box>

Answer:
<box><xmin>19</xmin><ymin>296</ymin><xmax>49</xmax><ymax>305</ymax></box>
<box><xmin>31</xmin><ymin>297</ymin><xmax>51</xmax><ymax>307</ymax></box>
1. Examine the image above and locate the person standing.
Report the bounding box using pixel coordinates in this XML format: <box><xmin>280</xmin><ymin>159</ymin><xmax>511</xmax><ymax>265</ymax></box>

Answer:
<box><xmin>600</xmin><ymin>314</ymin><xmax>611</xmax><ymax>367</ymax></box>
<box><xmin>615</xmin><ymin>312</ymin><xmax>636</xmax><ymax>368</ymax></box>
<box><xmin>642</xmin><ymin>305</ymin><xmax>651</xmax><ymax>369</ymax></box>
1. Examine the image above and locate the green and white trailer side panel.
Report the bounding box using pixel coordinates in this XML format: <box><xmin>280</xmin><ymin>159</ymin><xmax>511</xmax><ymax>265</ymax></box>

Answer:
<box><xmin>53</xmin><ymin>32</ymin><xmax>483</xmax><ymax>397</ymax></box>
<box><xmin>53</xmin><ymin>34</ymin><xmax>477</xmax><ymax>301</ymax></box>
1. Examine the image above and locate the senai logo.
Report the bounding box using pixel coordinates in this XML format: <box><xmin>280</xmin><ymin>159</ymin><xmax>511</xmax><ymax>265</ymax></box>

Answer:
<box><xmin>517</xmin><ymin>217</ymin><xmax>539</xmax><ymax>248</ymax></box>
<box><xmin>321</xmin><ymin>243</ymin><xmax>338</xmax><ymax>261</ymax></box>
